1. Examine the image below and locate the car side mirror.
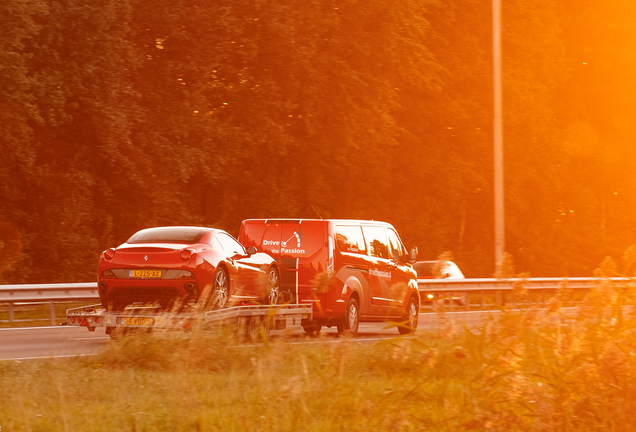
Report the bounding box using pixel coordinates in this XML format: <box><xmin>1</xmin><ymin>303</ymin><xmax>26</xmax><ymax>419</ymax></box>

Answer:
<box><xmin>246</xmin><ymin>246</ymin><xmax>257</xmax><ymax>255</ymax></box>
<box><xmin>409</xmin><ymin>246</ymin><xmax>418</xmax><ymax>263</ymax></box>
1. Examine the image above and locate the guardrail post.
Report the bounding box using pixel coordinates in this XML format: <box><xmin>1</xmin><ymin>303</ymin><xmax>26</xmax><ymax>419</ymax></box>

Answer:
<box><xmin>8</xmin><ymin>302</ymin><xmax>14</xmax><ymax>322</ymax></box>
<box><xmin>49</xmin><ymin>301</ymin><xmax>56</xmax><ymax>326</ymax></box>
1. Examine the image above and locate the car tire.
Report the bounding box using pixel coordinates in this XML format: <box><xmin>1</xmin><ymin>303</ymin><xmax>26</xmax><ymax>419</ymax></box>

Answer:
<box><xmin>337</xmin><ymin>297</ymin><xmax>359</xmax><ymax>337</ymax></box>
<box><xmin>213</xmin><ymin>267</ymin><xmax>229</xmax><ymax>309</ymax></box>
<box><xmin>267</xmin><ymin>266</ymin><xmax>280</xmax><ymax>305</ymax></box>
<box><xmin>398</xmin><ymin>296</ymin><xmax>419</xmax><ymax>335</ymax></box>
<box><xmin>302</xmin><ymin>322</ymin><xmax>322</xmax><ymax>335</ymax></box>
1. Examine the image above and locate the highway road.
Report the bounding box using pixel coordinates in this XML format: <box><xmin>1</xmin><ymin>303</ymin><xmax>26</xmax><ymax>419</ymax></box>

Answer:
<box><xmin>0</xmin><ymin>312</ymin><xmax>494</xmax><ymax>361</ymax></box>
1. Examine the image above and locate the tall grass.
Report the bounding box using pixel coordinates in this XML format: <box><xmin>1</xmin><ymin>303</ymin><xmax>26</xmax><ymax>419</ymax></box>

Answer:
<box><xmin>2</xmin><ymin>270</ymin><xmax>636</xmax><ymax>431</ymax></box>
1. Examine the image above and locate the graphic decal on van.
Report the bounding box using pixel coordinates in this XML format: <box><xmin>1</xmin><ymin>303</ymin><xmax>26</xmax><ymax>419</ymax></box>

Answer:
<box><xmin>369</xmin><ymin>269</ymin><xmax>391</xmax><ymax>279</ymax></box>
<box><xmin>263</xmin><ymin>228</ymin><xmax>306</xmax><ymax>255</ymax></box>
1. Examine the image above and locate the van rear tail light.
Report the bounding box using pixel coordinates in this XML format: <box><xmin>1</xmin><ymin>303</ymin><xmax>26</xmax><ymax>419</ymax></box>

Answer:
<box><xmin>104</xmin><ymin>248</ymin><xmax>116</xmax><ymax>260</ymax></box>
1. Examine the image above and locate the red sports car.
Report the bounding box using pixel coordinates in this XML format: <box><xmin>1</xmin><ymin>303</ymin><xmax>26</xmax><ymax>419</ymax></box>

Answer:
<box><xmin>97</xmin><ymin>226</ymin><xmax>280</xmax><ymax>310</ymax></box>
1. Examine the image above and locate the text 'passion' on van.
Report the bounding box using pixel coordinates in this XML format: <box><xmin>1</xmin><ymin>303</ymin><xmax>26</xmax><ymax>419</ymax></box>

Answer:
<box><xmin>238</xmin><ymin>219</ymin><xmax>420</xmax><ymax>336</ymax></box>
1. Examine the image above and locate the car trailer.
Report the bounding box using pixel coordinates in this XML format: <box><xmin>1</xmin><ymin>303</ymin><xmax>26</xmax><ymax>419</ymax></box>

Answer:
<box><xmin>66</xmin><ymin>303</ymin><xmax>313</xmax><ymax>341</ymax></box>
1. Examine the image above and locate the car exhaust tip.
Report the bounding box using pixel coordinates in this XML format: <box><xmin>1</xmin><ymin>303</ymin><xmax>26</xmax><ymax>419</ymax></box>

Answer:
<box><xmin>184</xmin><ymin>282</ymin><xmax>198</xmax><ymax>296</ymax></box>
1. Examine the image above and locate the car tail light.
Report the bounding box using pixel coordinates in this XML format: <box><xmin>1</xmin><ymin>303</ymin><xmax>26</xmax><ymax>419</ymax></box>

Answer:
<box><xmin>104</xmin><ymin>248</ymin><xmax>116</xmax><ymax>260</ymax></box>
<box><xmin>180</xmin><ymin>249</ymin><xmax>194</xmax><ymax>260</ymax></box>
<box><xmin>175</xmin><ymin>270</ymin><xmax>195</xmax><ymax>280</ymax></box>
<box><xmin>101</xmin><ymin>269</ymin><xmax>116</xmax><ymax>279</ymax></box>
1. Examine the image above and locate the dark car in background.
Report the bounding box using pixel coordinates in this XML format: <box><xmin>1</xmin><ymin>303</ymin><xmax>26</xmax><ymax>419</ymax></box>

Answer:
<box><xmin>97</xmin><ymin>226</ymin><xmax>280</xmax><ymax>310</ymax></box>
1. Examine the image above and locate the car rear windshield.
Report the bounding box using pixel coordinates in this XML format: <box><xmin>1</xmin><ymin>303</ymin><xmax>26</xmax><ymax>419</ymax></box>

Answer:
<box><xmin>127</xmin><ymin>227</ymin><xmax>210</xmax><ymax>244</ymax></box>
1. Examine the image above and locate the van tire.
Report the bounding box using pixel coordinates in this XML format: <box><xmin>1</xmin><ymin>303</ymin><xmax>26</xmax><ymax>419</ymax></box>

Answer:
<box><xmin>398</xmin><ymin>296</ymin><xmax>419</xmax><ymax>335</ymax></box>
<box><xmin>337</xmin><ymin>297</ymin><xmax>359</xmax><ymax>336</ymax></box>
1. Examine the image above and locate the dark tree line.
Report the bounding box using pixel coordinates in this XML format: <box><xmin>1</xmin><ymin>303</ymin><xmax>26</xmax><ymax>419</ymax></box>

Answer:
<box><xmin>1</xmin><ymin>0</ymin><xmax>636</xmax><ymax>283</ymax></box>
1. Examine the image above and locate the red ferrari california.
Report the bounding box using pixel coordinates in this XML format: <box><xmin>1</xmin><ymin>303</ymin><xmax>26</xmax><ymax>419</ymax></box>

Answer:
<box><xmin>97</xmin><ymin>226</ymin><xmax>280</xmax><ymax>310</ymax></box>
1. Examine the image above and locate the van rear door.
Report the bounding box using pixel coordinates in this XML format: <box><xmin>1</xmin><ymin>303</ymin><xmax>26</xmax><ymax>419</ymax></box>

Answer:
<box><xmin>239</xmin><ymin>220</ymin><xmax>327</xmax><ymax>305</ymax></box>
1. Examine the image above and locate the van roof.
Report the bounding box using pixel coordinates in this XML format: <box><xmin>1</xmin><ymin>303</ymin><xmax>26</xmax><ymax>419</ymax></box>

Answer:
<box><xmin>242</xmin><ymin>218</ymin><xmax>395</xmax><ymax>227</ymax></box>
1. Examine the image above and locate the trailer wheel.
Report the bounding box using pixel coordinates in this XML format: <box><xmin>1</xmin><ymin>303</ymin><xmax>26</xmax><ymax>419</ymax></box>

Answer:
<box><xmin>106</xmin><ymin>327</ymin><xmax>123</xmax><ymax>340</ymax></box>
<box><xmin>302</xmin><ymin>322</ymin><xmax>322</xmax><ymax>335</ymax></box>
<box><xmin>236</xmin><ymin>317</ymin><xmax>248</xmax><ymax>342</ymax></box>
<box><xmin>246</xmin><ymin>317</ymin><xmax>263</xmax><ymax>342</ymax></box>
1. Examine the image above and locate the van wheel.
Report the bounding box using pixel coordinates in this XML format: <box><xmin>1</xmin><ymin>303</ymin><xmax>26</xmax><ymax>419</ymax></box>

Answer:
<box><xmin>398</xmin><ymin>297</ymin><xmax>419</xmax><ymax>335</ymax></box>
<box><xmin>267</xmin><ymin>267</ymin><xmax>280</xmax><ymax>305</ymax></box>
<box><xmin>337</xmin><ymin>297</ymin><xmax>359</xmax><ymax>336</ymax></box>
<box><xmin>302</xmin><ymin>322</ymin><xmax>322</xmax><ymax>335</ymax></box>
<box><xmin>213</xmin><ymin>267</ymin><xmax>229</xmax><ymax>308</ymax></box>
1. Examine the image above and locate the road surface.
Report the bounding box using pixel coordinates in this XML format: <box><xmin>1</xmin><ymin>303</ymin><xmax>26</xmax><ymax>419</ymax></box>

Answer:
<box><xmin>0</xmin><ymin>311</ymin><xmax>495</xmax><ymax>361</ymax></box>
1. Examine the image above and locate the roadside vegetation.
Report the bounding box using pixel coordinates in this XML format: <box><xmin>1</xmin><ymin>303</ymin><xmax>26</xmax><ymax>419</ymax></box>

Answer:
<box><xmin>2</xmin><ymin>0</ymin><xmax>636</xmax><ymax>283</ymax></box>
<box><xmin>3</xmin><ymin>268</ymin><xmax>636</xmax><ymax>431</ymax></box>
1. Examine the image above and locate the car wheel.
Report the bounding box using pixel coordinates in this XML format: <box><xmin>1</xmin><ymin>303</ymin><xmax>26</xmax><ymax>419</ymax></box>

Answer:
<box><xmin>302</xmin><ymin>322</ymin><xmax>322</xmax><ymax>335</ymax></box>
<box><xmin>337</xmin><ymin>297</ymin><xmax>359</xmax><ymax>337</ymax></box>
<box><xmin>398</xmin><ymin>296</ymin><xmax>419</xmax><ymax>335</ymax></box>
<box><xmin>267</xmin><ymin>266</ymin><xmax>280</xmax><ymax>305</ymax></box>
<box><xmin>213</xmin><ymin>267</ymin><xmax>229</xmax><ymax>308</ymax></box>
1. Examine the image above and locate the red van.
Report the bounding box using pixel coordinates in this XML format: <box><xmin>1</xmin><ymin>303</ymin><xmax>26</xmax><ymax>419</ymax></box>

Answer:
<box><xmin>238</xmin><ymin>219</ymin><xmax>420</xmax><ymax>336</ymax></box>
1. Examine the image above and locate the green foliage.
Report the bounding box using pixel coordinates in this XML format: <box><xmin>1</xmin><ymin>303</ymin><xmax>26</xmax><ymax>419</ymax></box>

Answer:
<box><xmin>1</xmin><ymin>0</ymin><xmax>636</xmax><ymax>282</ymax></box>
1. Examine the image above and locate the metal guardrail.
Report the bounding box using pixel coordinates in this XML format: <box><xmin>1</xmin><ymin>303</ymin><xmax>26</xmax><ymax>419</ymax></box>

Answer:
<box><xmin>417</xmin><ymin>277</ymin><xmax>635</xmax><ymax>312</ymax></box>
<box><xmin>0</xmin><ymin>278</ymin><xmax>632</xmax><ymax>325</ymax></box>
<box><xmin>417</xmin><ymin>277</ymin><xmax>632</xmax><ymax>292</ymax></box>
<box><xmin>0</xmin><ymin>282</ymin><xmax>98</xmax><ymax>302</ymax></box>
<box><xmin>0</xmin><ymin>283</ymin><xmax>98</xmax><ymax>325</ymax></box>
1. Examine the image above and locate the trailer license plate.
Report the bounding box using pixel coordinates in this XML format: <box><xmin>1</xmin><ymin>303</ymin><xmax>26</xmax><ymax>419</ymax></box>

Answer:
<box><xmin>130</xmin><ymin>269</ymin><xmax>162</xmax><ymax>278</ymax></box>
<box><xmin>121</xmin><ymin>317</ymin><xmax>154</xmax><ymax>326</ymax></box>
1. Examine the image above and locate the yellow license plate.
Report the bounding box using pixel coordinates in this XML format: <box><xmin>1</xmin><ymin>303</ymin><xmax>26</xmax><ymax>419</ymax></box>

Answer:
<box><xmin>121</xmin><ymin>317</ymin><xmax>154</xmax><ymax>326</ymax></box>
<box><xmin>130</xmin><ymin>269</ymin><xmax>162</xmax><ymax>278</ymax></box>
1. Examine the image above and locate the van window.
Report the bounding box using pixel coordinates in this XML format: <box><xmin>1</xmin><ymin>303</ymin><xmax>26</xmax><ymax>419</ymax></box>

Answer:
<box><xmin>361</xmin><ymin>226</ymin><xmax>390</xmax><ymax>259</ymax></box>
<box><xmin>387</xmin><ymin>229</ymin><xmax>407</xmax><ymax>262</ymax></box>
<box><xmin>335</xmin><ymin>226</ymin><xmax>367</xmax><ymax>254</ymax></box>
